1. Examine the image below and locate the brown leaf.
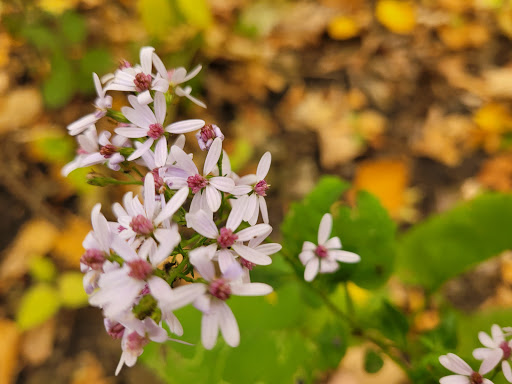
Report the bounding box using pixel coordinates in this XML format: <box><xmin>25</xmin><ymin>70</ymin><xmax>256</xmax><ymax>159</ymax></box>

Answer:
<box><xmin>20</xmin><ymin>318</ymin><xmax>55</xmax><ymax>366</ymax></box>
<box><xmin>0</xmin><ymin>318</ymin><xmax>21</xmax><ymax>384</ymax></box>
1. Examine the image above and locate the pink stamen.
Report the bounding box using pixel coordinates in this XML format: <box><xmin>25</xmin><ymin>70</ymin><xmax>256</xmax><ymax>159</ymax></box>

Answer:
<box><xmin>315</xmin><ymin>245</ymin><xmax>328</xmax><ymax>259</ymax></box>
<box><xmin>240</xmin><ymin>258</ymin><xmax>256</xmax><ymax>271</ymax></box>
<box><xmin>217</xmin><ymin>227</ymin><xmax>238</xmax><ymax>248</ymax></box>
<box><xmin>127</xmin><ymin>259</ymin><xmax>153</xmax><ymax>280</ymax></box>
<box><xmin>254</xmin><ymin>180</ymin><xmax>269</xmax><ymax>197</ymax></box>
<box><xmin>126</xmin><ymin>331</ymin><xmax>149</xmax><ymax>351</ymax></box>
<box><xmin>104</xmin><ymin>319</ymin><xmax>125</xmax><ymax>339</ymax></box>
<box><xmin>133</xmin><ymin>73</ymin><xmax>152</xmax><ymax>92</ymax></box>
<box><xmin>470</xmin><ymin>372</ymin><xmax>483</xmax><ymax>384</ymax></box>
<box><xmin>501</xmin><ymin>341</ymin><xmax>512</xmax><ymax>360</ymax></box>
<box><xmin>80</xmin><ymin>249</ymin><xmax>106</xmax><ymax>270</ymax></box>
<box><xmin>100</xmin><ymin>144</ymin><xmax>117</xmax><ymax>158</ymax></box>
<box><xmin>187</xmin><ymin>174</ymin><xmax>208</xmax><ymax>194</ymax></box>
<box><xmin>209</xmin><ymin>278</ymin><xmax>232</xmax><ymax>301</ymax></box>
<box><xmin>130</xmin><ymin>215</ymin><xmax>154</xmax><ymax>236</ymax></box>
<box><xmin>151</xmin><ymin>169</ymin><xmax>166</xmax><ymax>194</ymax></box>
<box><xmin>148</xmin><ymin>123</ymin><xmax>164</xmax><ymax>139</ymax></box>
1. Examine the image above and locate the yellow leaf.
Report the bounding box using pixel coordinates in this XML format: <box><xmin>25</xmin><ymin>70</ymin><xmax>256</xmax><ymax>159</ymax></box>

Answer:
<box><xmin>53</xmin><ymin>216</ymin><xmax>91</xmax><ymax>268</ymax></box>
<box><xmin>473</xmin><ymin>103</ymin><xmax>512</xmax><ymax>133</ymax></box>
<box><xmin>175</xmin><ymin>0</ymin><xmax>212</xmax><ymax>29</ymax></box>
<box><xmin>0</xmin><ymin>319</ymin><xmax>20</xmax><ymax>384</ymax></box>
<box><xmin>352</xmin><ymin>159</ymin><xmax>410</xmax><ymax>218</ymax></box>
<box><xmin>16</xmin><ymin>284</ymin><xmax>60</xmax><ymax>331</ymax></box>
<box><xmin>137</xmin><ymin>0</ymin><xmax>174</xmax><ymax>37</ymax></box>
<box><xmin>375</xmin><ymin>0</ymin><xmax>416</xmax><ymax>34</ymax></box>
<box><xmin>37</xmin><ymin>0</ymin><xmax>78</xmax><ymax>14</ymax></box>
<box><xmin>58</xmin><ymin>272</ymin><xmax>88</xmax><ymax>308</ymax></box>
<box><xmin>327</xmin><ymin>16</ymin><xmax>360</xmax><ymax>40</ymax></box>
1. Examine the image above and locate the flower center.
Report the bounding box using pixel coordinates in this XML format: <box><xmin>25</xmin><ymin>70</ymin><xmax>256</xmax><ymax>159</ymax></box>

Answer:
<box><xmin>134</xmin><ymin>72</ymin><xmax>152</xmax><ymax>92</ymax></box>
<box><xmin>470</xmin><ymin>372</ymin><xmax>483</xmax><ymax>384</ymax></box>
<box><xmin>240</xmin><ymin>258</ymin><xmax>256</xmax><ymax>271</ymax></box>
<box><xmin>100</xmin><ymin>144</ymin><xmax>117</xmax><ymax>158</ymax></box>
<box><xmin>209</xmin><ymin>278</ymin><xmax>232</xmax><ymax>300</ymax></box>
<box><xmin>127</xmin><ymin>259</ymin><xmax>153</xmax><ymax>280</ymax></box>
<box><xmin>501</xmin><ymin>341</ymin><xmax>512</xmax><ymax>360</ymax></box>
<box><xmin>148</xmin><ymin>123</ymin><xmax>164</xmax><ymax>139</ymax></box>
<box><xmin>217</xmin><ymin>227</ymin><xmax>238</xmax><ymax>248</ymax></box>
<box><xmin>104</xmin><ymin>319</ymin><xmax>125</xmax><ymax>339</ymax></box>
<box><xmin>254</xmin><ymin>180</ymin><xmax>269</xmax><ymax>197</ymax></box>
<box><xmin>151</xmin><ymin>169</ymin><xmax>165</xmax><ymax>194</ymax></box>
<box><xmin>187</xmin><ymin>174</ymin><xmax>208</xmax><ymax>194</ymax></box>
<box><xmin>80</xmin><ymin>249</ymin><xmax>106</xmax><ymax>270</ymax></box>
<box><xmin>126</xmin><ymin>331</ymin><xmax>149</xmax><ymax>351</ymax></box>
<box><xmin>130</xmin><ymin>215</ymin><xmax>154</xmax><ymax>236</ymax></box>
<box><xmin>315</xmin><ymin>245</ymin><xmax>328</xmax><ymax>258</ymax></box>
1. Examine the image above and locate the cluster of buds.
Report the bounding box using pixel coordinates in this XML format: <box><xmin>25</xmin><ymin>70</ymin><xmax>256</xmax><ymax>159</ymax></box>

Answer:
<box><xmin>65</xmin><ymin>47</ymin><xmax>281</xmax><ymax>375</ymax></box>
<box><xmin>439</xmin><ymin>324</ymin><xmax>512</xmax><ymax>384</ymax></box>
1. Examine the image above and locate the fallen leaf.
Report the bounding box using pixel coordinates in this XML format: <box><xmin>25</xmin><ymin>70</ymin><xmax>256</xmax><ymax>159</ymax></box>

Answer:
<box><xmin>71</xmin><ymin>352</ymin><xmax>111</xmax><ymax>384</ymax></box>
<box><xmin>52</xmin><ymin>216</ymin><xmax>91</xmax><ymax>268</ymax></box>
<box><xmin>375</xmin><ymin>0</ymin><xmax>416</xmax><ymax>34</ymax></box>
<box><xmin>327</xmin><ymin>16</ymin><xmax>361</xmax><ymax>40</ymax></box>
<box><xmin>0</xmin><ymin>318</ymin><xmax>21</xmax><ymax>384</ymax></box>
<box><xmin>0</xmin><ymin>88</ymin><xmax>42</xmax><ymax>133</ymax></box>
<box><xmin>20</xmin><ymin>318</ymin><xmax>55</xmax><ymax>366</ymax></box>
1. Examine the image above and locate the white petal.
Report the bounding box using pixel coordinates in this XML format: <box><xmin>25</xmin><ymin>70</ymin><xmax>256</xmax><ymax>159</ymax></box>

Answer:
<box><xmin>243</xmin><ymin>194</ymin><xmax>258</xmax><ymax>223</ymax></box>
<box><xmin>166</xmin><ymin>119</ymin><xmax>205</xmax><ymax>134</ymax></box>
<box><xmin>127</xmin><ymin>138</ymin><xmax>154</xmax><ymax>161</ymax></box>
<box><xmin>154</xmin><ymin>187</ymin><xmax>189</xmax><ymax>225</ymax></box>
<box><xmin>209</xmin><ymin>177</ymin><xmax>235</xmax><ymax>193</ymax></box>
<box><xmin>318</xmin><ymin>213</ymin><xmax>332</xmax><ymax>245</ymax></box>
<box><xmin>330</xmin><ymin>250</ymin><xmax>361</xmax><ymax>263</ymax></box>
<box><xmin>115</xmin><ymin>126</ymin><xmax>148</xmax><ymax>138</ymax></box>
<box><xmin>203</xmin><ymin>138</ymin><xmax>222</xmax><ymax>176</ymax></box>
<box><xmin>491</xmin><ymin>324</ymin><xmax>504</xmax><ymax>344</ymax></box>
<box><xmin>479</xmin><ymin>349</ymin><xmax>503</xmax><ymax>375</ymax></box>
<box><xmin>151</xmin><ymin>230</ymin><xmax>180</xmax><ymax>266</ymax></box>
<box><xmin>259</xmin><ymin>196</ymin><xmax>269</xmax><ymax>224</ymax></box>
<box><xmin>325</xmin><ymin>237</ymin><xmax>342</xmax><ymax>250</ymax></box>
<box><xmin>218</xmin><ymin>249</ymin><xmax>236</xmax><ymax>273</ymax></box>
<box><xmin>154</xmin><ymin>136</ymin><xmax>168</xmax><ymax>168</ymax></box>
<box><xmin>91</xmin><ymin>204</ymin><xmax>110</xmax><ymax>251</ymax></box>
<box><xmin>231</xmin><ymin>244</ymin><xmax>271</xmax><ymax>266</ymax></box>
<box><xmin>170</xmin><ymin>145</ymin><xmax>198</xmax><ymax>175</ymax></box>
<box><xmin>502</xmin><ymin>361</ymin><xmax>512</xmax><ymax>382</ymax></box>
<box><xmin>144</xmin><ymin>173</ymin><xmax>156</xmax><ymax>219</ymax></box>
<box><xmin>187</xmin><ymin>210</ymin><xmax>219</xmax><ymax>239</ymax></box>
<box><xmin>479</xmin><ymin>332</ymin><xmax>497</xmax><ymax>349</ymax></box>
<box><xmin>256</xmin><ymin>152</ymin><xmax>271</xmax><ymax>180</ymax></box>
<box><xmin>189</xmin><ymin>245</ymin><xmax>217</xmax><ymax>281</ymax></box>
<box><xmin>299</xmin><ymin>250</ymin><xmax>315</xmax><ymax>265</ymax></box>
<box><xmin>140</xmin><ymin>46</ymin><xmax>155</xmax><ymax>74</ymax></box>
<box><xmin>304</xmin><ymin>258</ymin><xmax>320</xmax><ymax>282</ymax></box>
<box><xmin>236</xmin><ymin>224</ymin><xmax>272</xmax><ymax>242</ymax></box>
<box><xmin>439</xmin><ymin>376</ymin><xmax>470</xmax><ymax>384</ymax></box>
<box><xmin>205</xmin><ymin>185</ymin><xmax>221</xmax><ymax>212</ymax></box>
<box><xmin>183</xmin><ymin>65</ymin><xmax>202</xmax><ymax>82</ymax></box>
<box><xmin>201</xmin><ymin>310</ymin><xmax>219</xmax><ymax>350</ymax></box>
<box><xmin>154</xmin><ymin>92</ymin><xmax>166</xmax><ymax>124</ymax></box>
<box><xmin>255</xmin><ymin>243</ymin><xmax>282</xmax><ymax>255</ymax></box>
<box><xmin>231</xmin><ymin>283</ymin><xmax>273</xmax><ymax>296</ymax></box>
<box><xmin>136</xmin><ymin>90</ymin><xmax>153</xmax><ymax>105</ymax></box>
<box><xmin>226</xmin><ymin>199</ymin><xmax>245</xmax><ymax>231</ymax></box>
<box><xmin>439</xmin><ymin>354</ymin><xmax>473</xmax><ymax>375</ymax></box>
<box><xmin>111</xmin><ymin>235</ymin><xmax>138</xmax><ymax>262</ymax></box>
<box><xmin>217</xmin><ymin>301</ymin><xmax>240</xmax><ymax>347</ymax></box>
<box><xmin>68</xmin><ymin>114</ymin><xmax>97</xmax><ymax>135</ymax></box>
<box><xmin>302</xmin><ymin>241</ymin><xmax>316</xmax><ymax>251</ymax></box>
<box><xmin>166</xmin><ymin>283</ymin><xmax>207</xmax><ymax>311</ymax></box>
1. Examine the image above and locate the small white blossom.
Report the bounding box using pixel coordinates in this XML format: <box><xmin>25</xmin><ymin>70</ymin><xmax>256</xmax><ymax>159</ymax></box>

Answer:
<box><xmin>299</xmin><ymin>213</ymin><xmax>360</xmax><ymax>282</ymax></box>
<box><xmin>473</xmin><ymin>324</ymin><xmax>512</xmax><ymax>382</ymax></box>
<box><xmin>439</xmin><ymin>353</ymin><xmax>494</xmax><ymax>384</ymax></box>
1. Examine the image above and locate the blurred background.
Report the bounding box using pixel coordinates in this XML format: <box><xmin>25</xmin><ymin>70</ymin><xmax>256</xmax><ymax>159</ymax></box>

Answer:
<box><xmin>2</xmin><ymin>0</ymin><xmax>512</xmax><ymax>383</ymax></box>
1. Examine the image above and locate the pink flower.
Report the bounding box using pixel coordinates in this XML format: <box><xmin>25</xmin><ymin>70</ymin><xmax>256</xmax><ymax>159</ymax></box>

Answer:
<box><xmin>473</xmin><ymin>324</ymin><xmax>512</xmax><ymax>382</ymax></box>
<box><xmin>299</xmin><ymin>213</ymin><xmax>360</xmax><ymax>282</ymax></box>
<box><xmin>439</xmin><ymin>353</ymin><xmax>494</xmax><ymax>384</ymax></box>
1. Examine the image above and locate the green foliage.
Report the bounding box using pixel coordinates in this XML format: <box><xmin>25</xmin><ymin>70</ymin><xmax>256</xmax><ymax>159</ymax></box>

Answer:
<box><xmin>17</xmin><ymin>284</ymin><xmax>60</xmax><ymax>330</ymax></box>
<box><xmin>397</xmin><ymin>193</ymin><xmax>512</xmax><ymax>292</ymax></box>
<box><xmin>60</xmin><ymin>11</ymin><xmax>87</xmax><ymax>44</ymax></box>
<box><xmin>372</xmin><ymin>300</ymin><xmax>409</xmax><ymax>348</ymax></box>
<box><xmin>31</xmin><ymin>131</ymin><xmax>75</xmax><ymax>163</ymax></box>
<box><xmin>330</xmin><ymin>191</ymin><xmax>396</xmax><ymax>289</ymax></box>
<box><xmin>57</xmin><ymin>272</ymin><xmax>89</xmax><ymax>308</ymax></box>
<box><xmin>364</xmin><ymin>349</ymin><xmax>384</xmax><ymax>373</ymax></box>
<box><xmin>42</xmin><ymin>53</ymin><xmax>75</xmax><ymax>108</ymax></box>
<box><xmin>77</xmin><ymin>48</ymin><xmax>114</xmax><ymax>92</ymax></box>
<box><xmin>175</xmin><ymin>0</ymin><xmax>212</xmax><ymax>29</ymax></box>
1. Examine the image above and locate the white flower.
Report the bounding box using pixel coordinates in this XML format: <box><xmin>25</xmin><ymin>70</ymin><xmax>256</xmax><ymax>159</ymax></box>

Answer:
<box><xmin>239</xmin><ymin>226</ymin><xmax>282</xmax><ymax>282</ymax></box>
<box><xmin>112</xmin><ymin>173</ymin><xmax>188</xmax><ymax>249</ymax></box>
<box><xmin>166</xmin><ymin>65</ymin><xmax>206</xmax><ymax>108</ymax></box>
<box><xmin>186</xmin><ymin>209</ymin><xmax>272</xmax><ymax>272</ymax></box>
<box><xmin>196</xmin><ymin>124</ymin><xmax>224</xmax><ymax>151</ymax></box>
<box><xmin>165</xmin><ymin>138</ymin><xmax>235</xmax><ymax>212</ymax></box>
<box><xmin>114</xmin><ymin>92</ymin><xmax>204</xmax><ymax>162</ymax></box>
<box><xmin>299</xmin><ymin>213</ymin><xmax>360</xmax><ymax>282</ymax></box>
<box><xmin>106</xmin><ymin>46</ymin><xmax>169</xmax><ymax>105</ymax></box>
<box><xmin>61</xmin><ymin>127</ymin><xmax>127</xmax><ymax>176</ymax></box>
<box><xmin>67</xmin><ymin>73</ymin><xmax>113</xmax><ymax>136</ymax></box>
<box><xmin>439</xmin><ymin>353</ymin><xmax>494</xmax><ymax>384</ymax></box>
<box><xmin>185</xmin><ymin>248</ymin><xmax>273</xmax><ymax>349</ymax></box>
<box><xmin>473</xmin><ymin>324</ymin><xmax>512</xmax><ymax>382</ymax></box>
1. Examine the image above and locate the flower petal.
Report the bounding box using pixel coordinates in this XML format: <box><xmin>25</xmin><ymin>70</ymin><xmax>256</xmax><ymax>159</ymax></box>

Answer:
<box><xmin>304</xmin><ymin>258</ymin><xmax>320</xmax><ymax>282</ymax></box>
<box><xmin>201</xmin><ymin>310</ymin><xmax>219</xmax><ymax>350</ymax></box>
<box><xmin>330</xmin><ymin>250</ymin><xmax>361</xmax><ymax>263</ymax></box>
<box><xmin>318</xmin><ymin>213</ymin><xmax>332</xmax><ymax>245</ymax></box>
<box><xmin>439</xmin><ymin>354</ymin><xmax>473</xmax><ymax>375</ymax></box>
<box><xmin>203</xmin><ymin>138</ymin><xmax>222</xmax><ymax>175</ymax></box>
<box><xmin>256</xmin><ymin>152</ymin><xmax>271</xmax><ymax>180</ymax></box>
<box><xmin>154</xmin><ymin>187</ymin><xmax>189</xmax><ymax>226</ymax></box>
<box><xmin>230</xmin><ymin>283</ymin><xmax>273</xmax><ymax>296</ymax></box>
<box><xmin>217</xmin><ymin>301</ymin><xmax>240</xmax><ymax>348</ymax></box>
<box><xmin>231</xmin><ymin>244</ymin><xmax>272</xmax><ymax>266</ymax></box>
<box><xmin>166</xmin><ymin>119</ymin><xmax>205</xmax><ymax>134</ymax></box>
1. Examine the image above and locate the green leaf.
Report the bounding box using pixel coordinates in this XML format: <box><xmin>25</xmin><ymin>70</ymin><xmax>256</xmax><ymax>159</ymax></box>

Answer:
<box><xmin>228</xmin><ymin>139</ymin><xmax>253</xmax><ymax>173</ymax></box>
<box><xmin>57</xmin><ymin>272</ymin><xmax>88</xmax><ymax>308</ymax></box>
<box><xmin>175</xmin><ymin>0</ymin><xmax>212</xmax><ymax>29</ymax></box>
<box><xmin>397</xmin><ymin>193</ymin><xmax>512</xmax><ymax>291</ymax></box>
<box><xmin>42</xmin><ymin>54</ymin><xmax>75</xmax><ymax>108</ymax></box>
<box><xmin>59</xmin><ymin>11</ymin><xmax>87</xmax><ymax>44</ymax></box>
<box><xmin>281</xmin><ymin>176</ymin><xmax>350</xmax><ymax>260</ymax></box>
<box><xmin>372</xmin><ymin>300</ymin><xmax>409</xmax><ymax>348</ymax></box>
<box><xmin>29</xmin><ymin>257</ymin><xmax>57</xmax><ymax>283</ymax></box>
<box><xmin>22</xmin><ymin>23</ymin><xmax>60</xmax><ymax>51</ymax></box>
<box><xmin>31</xmin><ymin>133</ymin><xmax>75</xmax><ymax>164</ymax></box>
<box><xmin>330</xmin><ymin>190</ymin><xmax>396</xmax><ymax>289</ymax></box>
<box><xmin>364</xmin><ymin>349</ymin><xmax>384</xmax><ymax>373</ymax></box>
<box><xmin>78</xmin><ymin>48</ymin><xmax>114</xmax><ymax>93</ymax></box>
<box><xmin>137</xmin><ymin>0</ymin><xmax>176</xmax><ymax>37</ymax></box>
<box><xmin>17</xmin><ymin>284</ymin><xmax>60</xmax><ymax>330</ymax></box>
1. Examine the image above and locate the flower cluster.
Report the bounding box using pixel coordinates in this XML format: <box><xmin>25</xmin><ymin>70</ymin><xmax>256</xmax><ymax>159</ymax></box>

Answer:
<box><xmin>439</xmin><ymin>324</ymin><xmax>512</xmax><ymax>384</ymax></box>
<box><xmin>65</xmin><ymin>47</ymin><xmax>281</xmax><ymax>375</ymax></box>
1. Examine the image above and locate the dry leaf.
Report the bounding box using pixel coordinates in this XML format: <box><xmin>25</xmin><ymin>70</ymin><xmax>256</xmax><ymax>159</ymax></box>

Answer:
<box><xmin>52</xmin><ymin>216</ymin><xmax>91</xmax><ymax>268</ymax></box>
<box><xmin>478</xmin><ymin>154</ymin><xmax>512</xmax><ymax>192</ymax></box>
<box><xmin>0</xmin><ymin>318</ymin><xmax>21</xmax><ymax>384</ymax></box>
<box><xmin>71</xmin><ymin>352</ymin><xmax>111</xmax><ymax>384</ymax></box>
<box><xmin>0</xmin><ymin>88</ymin><xmax>42</xmax><ymax>133</ymax></box>
<box><xmin>20</xmin><ymin>318</ymin><xmax>55</xmax><ymax>366</ymax></box>
<box><xmin>375</xmin><ymin>0</ymin><xmax>416</xmax><ymax>34</ymax></box>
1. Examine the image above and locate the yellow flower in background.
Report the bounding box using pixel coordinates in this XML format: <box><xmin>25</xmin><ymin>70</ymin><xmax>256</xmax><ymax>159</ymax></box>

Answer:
<box><xmin>375</xmin><ymin>0</ymin><xmax>416</xmax><ymax>34</ymax></box>
<box><xmin>327</xmin><ymin>16</ymin><xmax>361</xmax><ymax>40</ymax></box>
<box><xmin>37</xmin><ymin>0</ymin><xmax>79</xmax><ymax>14</ymax></box>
